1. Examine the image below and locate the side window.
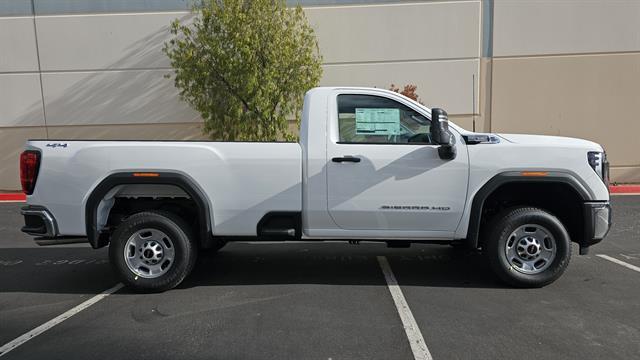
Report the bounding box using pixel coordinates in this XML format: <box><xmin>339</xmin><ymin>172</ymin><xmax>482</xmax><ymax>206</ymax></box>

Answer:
<box><xmin>337</xmin><ymin>94</ymin><xmax>431</xmax><ymax>144</ymax></box>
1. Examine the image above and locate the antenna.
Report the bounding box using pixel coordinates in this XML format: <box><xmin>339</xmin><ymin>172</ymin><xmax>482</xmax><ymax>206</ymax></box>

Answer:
<box><xmin>472</xmin><ymin>74</ymin><xmax>476</xmax><ymax>132</ymax></box>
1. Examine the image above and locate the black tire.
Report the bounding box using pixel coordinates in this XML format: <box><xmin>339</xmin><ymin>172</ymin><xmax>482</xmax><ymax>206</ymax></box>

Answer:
<box><xmin>109</xmin><ymin>211</ymin><xmax>197</xmax><ymax>292</ymax></box>
<box><xmin>485</xmin><ymin>207</ymin><xmax>572</xmax><ymax>288</ymax></box>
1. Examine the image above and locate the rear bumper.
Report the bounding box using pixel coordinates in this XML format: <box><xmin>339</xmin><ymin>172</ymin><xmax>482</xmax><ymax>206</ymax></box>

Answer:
<box><xmin>580</xmin><ymin>201</ymin><xmax>612</xmax><ymax>254</ymax></box>
<box><xmin>21</xmin><ymin>206</ymin><xmax>58</xmax><ymax>237</ymax></box>
<box><xmin>21</xmin><ymin>206</ymin><xmax>87</xmax><ymax>246</ymax></box>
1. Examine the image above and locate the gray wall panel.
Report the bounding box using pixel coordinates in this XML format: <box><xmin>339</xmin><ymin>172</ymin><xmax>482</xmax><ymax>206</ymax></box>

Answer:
<box><xmin>42</xmin><ymin>70</ymin><xmax>200</xmax><ymax>126</ymax></box>
<box><xmin>35</xmin><ymin>12</ymin><xmax>191</xmax><ymax>71</ymax></box>
<box><xmin>0</xmin><ymin>73</ymin><xmax>45</xmax><ymax>127</ymax></box>
<box><xmin>0</xmin><ymin>17</ymin><xmax>39</xmax><ymax>72</ymax></box>
<box><xmin>494</xmin><ymin>0</ymin><xmax>640</xmax><ymax>57</ymax></box>
<box><xmin>306</xmin><ymin>1</ymin><xmax>481</xmax><ymax>63</ymax></box>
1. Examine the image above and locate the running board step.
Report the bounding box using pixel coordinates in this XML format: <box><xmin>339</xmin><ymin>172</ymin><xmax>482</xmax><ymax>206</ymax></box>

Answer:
<box><xmin>260</xmin><ymin>228</ymin><xmax>296</xmax><ymax>237</ymax></box>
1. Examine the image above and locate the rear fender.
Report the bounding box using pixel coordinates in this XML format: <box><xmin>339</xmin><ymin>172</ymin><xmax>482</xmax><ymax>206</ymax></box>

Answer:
<box><xmin>85</xmin><ymin>172</ymin><xmax>213</xmax><ymax>248</ymax></box>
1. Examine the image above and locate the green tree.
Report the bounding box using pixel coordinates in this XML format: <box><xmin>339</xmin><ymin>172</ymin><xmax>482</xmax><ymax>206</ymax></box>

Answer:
<box><xmin>163</xmin><ymin>0</ymin><xmax>323</xmax><ymax>141</ymax></box>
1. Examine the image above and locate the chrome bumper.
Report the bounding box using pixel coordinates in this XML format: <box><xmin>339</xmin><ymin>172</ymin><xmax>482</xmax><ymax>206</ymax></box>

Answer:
<box><xmin>21</xmin><ymin>206</ymin><xmax>58</xmax><ymax>237</ymax></box>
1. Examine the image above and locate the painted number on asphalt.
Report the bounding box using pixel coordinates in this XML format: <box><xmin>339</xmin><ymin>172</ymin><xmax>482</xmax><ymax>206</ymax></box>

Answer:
<box><xmin>0</xmin><ymin>260</ymin><xmax>22</xmax><ymax>266</ymax></box>
<box><xmin>0</xmin><ymin>259</ymin><xmax>107</xmax><ymax>266</ymax></box>
<box><xmin>35</xmin><ymin>259</ymin><xmax>108</xmax><ymax>266</ymax></box>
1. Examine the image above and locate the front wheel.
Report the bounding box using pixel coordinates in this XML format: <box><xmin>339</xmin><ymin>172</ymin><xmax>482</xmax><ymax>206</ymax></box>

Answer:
<box><xmin>109</xmin><ymin>211</ymin><xmax>197</xmax><ymax>292</ymax></box>
<box><xmin>485</xmin><ymin>207</ymin><xmax>571</xmax><ymax>288</ymax></box>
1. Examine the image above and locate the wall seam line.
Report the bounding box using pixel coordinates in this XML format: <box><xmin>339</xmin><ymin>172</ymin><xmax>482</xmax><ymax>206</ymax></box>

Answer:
<box><xmin>30</xmin><ymin>0</ymin><xmax>48</xmax><ymax>139</ymax></box>
<box><xmin>323</xmin><ymin>57</ymin><xmax>479</xmax><ymax>66</ymax></box>
<box><xmin>0</xmin><ymin>67</ymin><xmax>174</xmax><ymax>75</ymax></box>
<box><xmin>493</xmin><ymin>50</ymin><xmax>640</xmax><ymax>60</ymax></box>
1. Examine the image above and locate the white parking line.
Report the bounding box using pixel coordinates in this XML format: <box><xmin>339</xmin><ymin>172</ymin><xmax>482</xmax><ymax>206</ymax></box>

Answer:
<box><xmin>0</xmin><ymin>283</ymin><xmax>123</xmax><ymax>357</ymax></box>
<box><xmin>596</xmin><ymin>254</ymin><xmax>640</xmax><ymax>273</ymax></box>
<box><xmin>377</xmin><ymin>256</ymin><xmax>432</xmax><ymax>360</ymax></box>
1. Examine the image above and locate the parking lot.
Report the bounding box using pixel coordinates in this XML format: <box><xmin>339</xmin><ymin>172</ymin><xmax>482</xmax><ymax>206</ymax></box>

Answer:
<box><xmin>1</xmin><ymin>196</ymin><xmax>639</xmax><ymax>360</ymax></box>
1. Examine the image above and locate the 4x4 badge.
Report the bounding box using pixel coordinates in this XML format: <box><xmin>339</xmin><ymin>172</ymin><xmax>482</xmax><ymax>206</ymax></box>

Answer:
<box><xmin>46</xmin><ymin>143</ymin><xmax>68</xmax><ymax>148</ymax></box>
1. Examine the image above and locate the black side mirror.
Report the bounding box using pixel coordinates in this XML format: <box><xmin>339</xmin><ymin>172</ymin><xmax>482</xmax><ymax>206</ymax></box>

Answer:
<box><xmin>430</xmin><ymin>108</ymin><xmax>456</xmax><ymax>160</ymax></box>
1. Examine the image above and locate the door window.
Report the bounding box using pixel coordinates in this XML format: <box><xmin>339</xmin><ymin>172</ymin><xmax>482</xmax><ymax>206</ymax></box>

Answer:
<box><xmin>337</xmin><ymin>94</ymin><xmax>431</xmax><ymax>144</ymax></box>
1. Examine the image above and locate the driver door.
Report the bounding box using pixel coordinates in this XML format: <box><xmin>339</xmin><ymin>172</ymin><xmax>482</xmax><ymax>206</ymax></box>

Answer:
<box><xmin>326</xmin><ymin>92</ymin><xmax>469</xmax><ymax>233</ymax></box>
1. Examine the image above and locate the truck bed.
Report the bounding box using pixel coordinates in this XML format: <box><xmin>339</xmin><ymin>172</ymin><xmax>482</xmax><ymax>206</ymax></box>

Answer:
<box><xmin>25</xmin><ymin>140</ymin><xmax>302</xmax><ymax>237</ymax></box>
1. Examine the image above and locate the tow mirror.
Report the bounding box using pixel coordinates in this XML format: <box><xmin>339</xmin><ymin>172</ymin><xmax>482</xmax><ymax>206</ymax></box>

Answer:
<box><xmin>430</xmin><ymin>108</ymin><xmax>456</xmax><ymax>160</ymax></box>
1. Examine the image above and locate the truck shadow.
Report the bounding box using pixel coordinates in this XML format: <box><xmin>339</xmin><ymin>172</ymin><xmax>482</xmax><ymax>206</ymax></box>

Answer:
<box><xmin>180</xmin><ymin>242</ymin><xmax>506</xmax><ymax>290</ymax></box>
<box><xmin>0</xmin><ymin>243</ymin><xmax>506</xmax><ymax>294</ymax></box>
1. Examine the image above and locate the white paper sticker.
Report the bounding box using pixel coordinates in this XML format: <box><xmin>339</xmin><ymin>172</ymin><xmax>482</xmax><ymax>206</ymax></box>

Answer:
<box><xmin>355</xmin><ymin>108</ymin><xmax>401</xmax><ymax>135</ymax></box>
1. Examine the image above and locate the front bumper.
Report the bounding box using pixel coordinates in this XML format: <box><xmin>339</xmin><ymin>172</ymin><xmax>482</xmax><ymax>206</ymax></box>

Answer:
<box><xmin>580</xmin><ymin>202</ymin><xmax>612</xmax><ymax>254</ymax></box>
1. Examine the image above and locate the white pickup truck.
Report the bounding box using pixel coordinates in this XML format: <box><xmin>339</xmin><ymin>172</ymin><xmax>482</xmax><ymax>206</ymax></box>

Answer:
<box><xmin>20</xmin><ymin>87</ymin><xmax>611</xmax><ymax>292</ymax></box>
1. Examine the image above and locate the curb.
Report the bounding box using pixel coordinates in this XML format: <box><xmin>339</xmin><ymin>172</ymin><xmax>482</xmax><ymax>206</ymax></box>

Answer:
<box><xmin>0</xmin><ymin>193</ymin><xmax>26</xmax><ymax>201</ymax></box>
<box><xmin>609</xmin><ymin>185</ymin><xmax>640</xmax><ymax>194</ymax></box>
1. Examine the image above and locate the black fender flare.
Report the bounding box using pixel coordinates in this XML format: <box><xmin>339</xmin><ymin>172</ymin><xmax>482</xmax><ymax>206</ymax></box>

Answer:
<box><xmin>466</xmin><ymin>171</ymin><xmax>591</xmax><ymax>249</ymax></box>
<box><xmin>85</xmin><ymin>172</ymin><xmax>212</xmax><ymax>249</ymax></box>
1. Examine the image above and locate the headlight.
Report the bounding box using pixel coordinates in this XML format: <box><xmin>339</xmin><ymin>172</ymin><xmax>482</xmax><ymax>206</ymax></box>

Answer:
<box><xmin>588</xmin><ymin>151</ymin><xmax>610</xmax><ymax>186</ymax></box>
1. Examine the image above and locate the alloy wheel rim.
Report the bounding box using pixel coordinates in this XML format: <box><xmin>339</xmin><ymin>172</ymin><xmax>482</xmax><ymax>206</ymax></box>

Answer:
<box><xmin>505</xmin><ymin>224</ymin><xmax>557</xmax><ymax>275</ymax></box>
<box><xmin>124</xmin><ymin>228</ymin><xmax>175</xmax><ymax>278</ymax></box>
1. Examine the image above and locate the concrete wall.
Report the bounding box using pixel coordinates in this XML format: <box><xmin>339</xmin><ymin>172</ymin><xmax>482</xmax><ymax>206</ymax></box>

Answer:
<box><xmin>0</xmin><ymin>8</ymin><xmax>208</xmax><ymax>190</ymax></box>
<box><xmin>308</xmin><ymin>1</ymin><xmax>480</xmax><ymax>116</ymax></box>
<box><xmin>490</xmin><ymin>0</ymin><xmax>640</xmax><ymax>182</ymax></box>
<box><xmin>1</xmin><ymin>0</ymin><xmax>638</xmax><ymax>189</ymax></box>
<box><xmin>0</xmin><ymin>0</ymin><xmax>481</xmax><ymax>190</ymax></box>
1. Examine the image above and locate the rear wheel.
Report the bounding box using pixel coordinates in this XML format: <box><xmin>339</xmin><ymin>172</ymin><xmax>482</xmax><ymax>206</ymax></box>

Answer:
<box><xmin>486</xmin><ymin>207</ymin><xmax>571</xmax><ymax>288</ymax></box>
<box><xmin>109</xmin><ymin>211</ymin><xmax>197</xmax><ymax>292</ymax></box>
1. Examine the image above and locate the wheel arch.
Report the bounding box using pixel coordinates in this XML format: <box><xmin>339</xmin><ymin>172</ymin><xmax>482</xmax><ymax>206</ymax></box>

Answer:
<box><xmin>466</xmin><ymin>171</ymin><xmax>591</xmax><ymax>249</ymax></box>
<box><xmin>85</xmin><ymin>171</ymin><xmax>213</xmax><ymax>249</ymax></box>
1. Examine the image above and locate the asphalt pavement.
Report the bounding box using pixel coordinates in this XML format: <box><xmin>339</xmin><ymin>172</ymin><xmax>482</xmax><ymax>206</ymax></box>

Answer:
<box><xmin>1</xmin><ymin>197</ymin><xmax>639</xmax><ymax>360</ymax></box>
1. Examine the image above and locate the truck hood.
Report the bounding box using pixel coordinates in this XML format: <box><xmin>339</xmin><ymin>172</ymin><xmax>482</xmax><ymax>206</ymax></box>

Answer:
<box><xmin>496</xmin><ymin>133</ymin><xmax>603</xmax><ymax>151</ymax></box>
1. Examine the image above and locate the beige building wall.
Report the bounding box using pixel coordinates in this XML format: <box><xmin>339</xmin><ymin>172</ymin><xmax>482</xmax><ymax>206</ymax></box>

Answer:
<box><xmin>0</xmin><ymin>10</ymin><xmax>206</xmax><ymax>190</ymax></box>
<box><xmin>308</xmin><ymin>1</ymin><xmax>481</xmax><ymax>116</ymax></box>
<box><xmin>490</xmin><ymin>0</ymin><xmax>640</xmax><ymax>183</ymax></box>
<box><xmin>0</xmin><ymin>1</ymin><xmax>481</xmax><ymax>190</ymax></box>
<box><xmin>1</xmin><ymin>0</ymin><xmax>638</xmax><ymax>189</ymax></box>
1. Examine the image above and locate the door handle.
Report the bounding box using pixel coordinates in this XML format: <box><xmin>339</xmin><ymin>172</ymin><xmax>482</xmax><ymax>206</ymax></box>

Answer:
<box><xmin>332</xmin><ymin>156</ymin><xmax>361</xmax><ymax>163</ymax></box>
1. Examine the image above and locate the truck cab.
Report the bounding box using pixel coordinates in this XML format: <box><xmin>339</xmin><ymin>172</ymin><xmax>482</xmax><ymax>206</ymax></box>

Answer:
<box><xmin>301</xmin><ymin>87</ymin><xmax>469</xmax><ymax>239</ymax></box>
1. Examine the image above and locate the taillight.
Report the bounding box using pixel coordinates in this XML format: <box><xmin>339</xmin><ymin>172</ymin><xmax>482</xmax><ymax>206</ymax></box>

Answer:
<box><xmin>20</xmin><ymin>150</ymin><xmax>41</xmax><ymax>195</ymax></box>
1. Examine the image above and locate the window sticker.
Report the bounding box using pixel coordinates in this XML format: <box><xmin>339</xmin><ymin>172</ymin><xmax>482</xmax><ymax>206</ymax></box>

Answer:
<box><xmin>355</xmin><ymin>108</ymin><xmax>401</xmax><ymax>135</ymax></box>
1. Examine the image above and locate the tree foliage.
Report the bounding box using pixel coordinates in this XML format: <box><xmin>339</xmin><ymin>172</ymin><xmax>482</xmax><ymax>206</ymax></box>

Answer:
<box><xmin>163</xmin><ymin>0</ymin><xmax>323</xmax><ymax>141</ymax></box>
<box><xmin>389</xmin><ymin>84</ymin><xmax>424</xmax><ymax>105</ymax></box>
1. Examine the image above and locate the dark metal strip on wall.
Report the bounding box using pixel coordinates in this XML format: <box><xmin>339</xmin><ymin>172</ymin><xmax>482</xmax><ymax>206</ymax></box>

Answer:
<box><xmin>2</xmin><ymin>0</ymin><xmax>448</xmax><ymax>16</ymax></box>
<box><xmin>481</xmin><ymin>0</ymin><xmax>493</xmax><ymax>58</ymax></box>
<box><xmin>32</xmin><ymin>0</ymin><xmax>191</xmax><ymax>15</ymax></box>
<box><xmin>0</xmin><ymin>0</ymin><xmax>33</xmax><ymax>16</ymax></box>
